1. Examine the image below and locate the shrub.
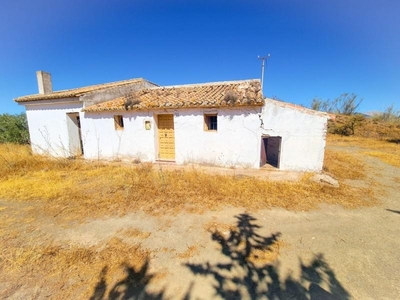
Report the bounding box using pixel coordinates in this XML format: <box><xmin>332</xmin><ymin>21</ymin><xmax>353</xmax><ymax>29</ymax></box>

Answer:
<box><xmin>311</xmin><ymin>93</ymin><xmax>363</xmax><ymax>115</ymax></box>
<box><xmin>328</xmin><ymin>115</ymin><xmax>365</xmax><ymax>136</ymax></box>
<box><xmin>0</xmin><ymin>113</ymin><xmax>29</xmax><ymax>144</ymax></box>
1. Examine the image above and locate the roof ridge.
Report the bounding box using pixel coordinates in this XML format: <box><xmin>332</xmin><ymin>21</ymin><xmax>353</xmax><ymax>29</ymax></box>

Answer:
<box><xmin>149</xmin><ymin>79</ymin><xmax>260</xmax><ymax>90</ymax></box>
<box><xmin>55</xmin><ymin>77</ymin><xmax>145</xmax><ymax>94</ymax></box>
<box><xmin>14</xmin><ymin>77</ymin><xmax>149</xmax><ymax>102</ymax></box>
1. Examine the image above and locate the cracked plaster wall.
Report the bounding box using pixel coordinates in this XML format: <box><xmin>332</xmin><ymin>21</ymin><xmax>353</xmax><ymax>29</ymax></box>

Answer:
<box><xmin>24</xmin><ymin>99</ymin><xmax>83</xmax><ymax>157</ymax></box>
<box><xmin>261</xmin><ymin>101</ymin><xmax>328</xmax><ymax>171</ymax></box>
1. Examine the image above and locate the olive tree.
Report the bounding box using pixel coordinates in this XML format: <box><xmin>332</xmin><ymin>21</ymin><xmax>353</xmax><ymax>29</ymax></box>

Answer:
<box><xmin>0</xmin><ymin>113</ymin><xmax>30</xmax><ymax>144</ymax></box>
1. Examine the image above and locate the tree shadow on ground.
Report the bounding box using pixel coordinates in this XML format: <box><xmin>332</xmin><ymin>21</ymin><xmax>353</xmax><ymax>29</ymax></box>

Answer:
<box><xmin>186</xmin><ymin>213</ymin><xmax>350</xmax><ymax>300</ymax></box>
<box><xmin>387</xmin><ymin>139</ymin><xmax>400</xmax><ymax>144</ymax></box>
<box><xmin>90</xmin><ymin>261</ymin><xmax>164</xmax><ymax>300</ymax></box>
<box><xmin>386</xmin><ymin>209</ymin><xmax>400</xmax><ymax>215</ymax></box>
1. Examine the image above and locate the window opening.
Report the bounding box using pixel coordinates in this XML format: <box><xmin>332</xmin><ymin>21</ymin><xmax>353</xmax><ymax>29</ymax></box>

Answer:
<box><xmin>114</xmin><ymin>115</ymin><xmax>124</xmax><ymax>130</ymax></box>
<box><xmin>204</xmin><ymin>114</ymin><xmax>218</xmax><ymax>131</ymax></box>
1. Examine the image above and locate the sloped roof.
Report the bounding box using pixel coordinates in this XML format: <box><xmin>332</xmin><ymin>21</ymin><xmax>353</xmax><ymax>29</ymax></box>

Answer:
<box><xmin>14</xmin><ymin>78</ymin><xmax>149</xmax><ymax>102</ymax></box>
<box><xmin>264</xmin><ymin>98</ymin><xmax>330</xmax><ymax>118</ymax></box>
<box><xmin>84</xmin><ymin>79</ymin><xmax>263</xmax><ymax>112</ymax></box>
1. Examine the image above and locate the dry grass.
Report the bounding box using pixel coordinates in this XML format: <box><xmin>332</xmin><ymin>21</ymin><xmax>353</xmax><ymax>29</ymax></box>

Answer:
<box><xmin>176</xmin><ymin>245</ymin><xmax>200</xmax><ymax>259</ymax></box>
<box><xmin>327</xmin><ymin>135</ymin><xmax>400</xmax><ymax>168</ymax></box>
<box><xmin>0</xmin><ymin>135</ymin><xmax>392</xmax><ymax>298</ymax></box>
<box><xmin>0</xmin><ymin>143</ymin><xmax>377</xmax><ymax>223</ymax></box>
<box><xmin>204</xmin><ymin>220</ymin><xmax>286</xmax><ymax>266</ymax></box>
<box><xmin>204</xmin><ymin>221</ymin><xmax>237</xmax><ymax>235</ymax></box>
<box><xmin>323</xmin><ymin>149</ymin><xmax>366</xmax><ymax>180</ymax></box>
<box><xmin>248</xmin><ymin>240</ymin><xmax>286</xmax><ymax>267</ymax></box>
<box><xmin>0</xmin><ymin>237</ymin><xmax>150</xmax><ymax>299</ymax></box>
<box><xmin>121</xmin><ymin>228</ymin><xmax>151</xmax><ymax>239</ymax></box>
<box><xmin>362</xmin><ymin>151</ymin><xmax>400</xmax><ymax>168</ymax></box>
<box><xmin>329</xmin><ymin>114</ymin><xmax>400</xmax><ymax>140</ymax></box>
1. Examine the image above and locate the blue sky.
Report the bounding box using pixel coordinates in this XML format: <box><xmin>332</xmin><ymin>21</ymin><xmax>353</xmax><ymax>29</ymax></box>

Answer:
<box><xmin>1</xmin><ymin>0</ymin><xmax>399</xmax><ymax>114</ymax></box>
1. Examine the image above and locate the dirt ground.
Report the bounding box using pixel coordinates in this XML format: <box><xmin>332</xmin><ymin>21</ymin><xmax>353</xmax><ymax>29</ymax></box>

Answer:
<box><xmin>1</xmin><ymin>145</ymin><xmax>399</xmax><ymax>299</ymax></box>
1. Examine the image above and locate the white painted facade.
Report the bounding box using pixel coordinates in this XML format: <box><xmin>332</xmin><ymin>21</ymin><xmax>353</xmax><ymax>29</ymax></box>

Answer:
<box><xmin>82</xmin><ymin>107</ymin><xmax>263</xmax><ymax>169</ymax></box>
<box><xmin>18</xmin><ymin>74</ymin><xmax>328</xmax><ymax>172</ymax></box>
<box><xmin>24</xmin><ymin>99</ymin><xmax>84</xmax><ymax>157</ymax></box>
<box><xmin>260</xmin><ymin>99</ymin><xmax>328</xmax><ymax>171</ymax></box>
<box><xmin>22</xmin><ymin>99</ymin><xmax>328</xmax><ymax>172</ymax></box>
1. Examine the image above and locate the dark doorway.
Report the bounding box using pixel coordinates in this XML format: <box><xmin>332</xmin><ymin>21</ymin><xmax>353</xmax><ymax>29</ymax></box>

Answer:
<box><xmin>260</xmin><ymin>136</ymin><xmax>281</xmax><ymax>168</ymax></box>
<box><xmin>66</xmin><ymin>113</ymin><xmax>83</xmax><ymax>156</ymax></box>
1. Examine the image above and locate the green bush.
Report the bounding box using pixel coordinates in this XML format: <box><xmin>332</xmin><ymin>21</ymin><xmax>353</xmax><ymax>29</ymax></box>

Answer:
<box><xmin>0</xmin><ymin>113</ymin><xmax>30</xmax><ymax>144</ymax></box>
<box><xmin>328</xmin><ymin>115</ymin><xmax>365</xmax><ymax>136</ymax></box>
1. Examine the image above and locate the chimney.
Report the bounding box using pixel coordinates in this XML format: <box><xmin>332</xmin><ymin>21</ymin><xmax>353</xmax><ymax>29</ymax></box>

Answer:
<box><xmin>36</xmin><ymin>71</ymin><xmax>53</xmax><ymax>94</ymax></box>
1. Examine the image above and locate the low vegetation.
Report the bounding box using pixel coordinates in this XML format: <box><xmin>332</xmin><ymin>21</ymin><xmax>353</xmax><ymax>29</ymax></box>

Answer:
<box><xmin>329</xmin><ymin>114</ymin><xmax>400</xmax><ymax>139</ymax></box>
<box><xmin>328</xmin><ymin>135</ymin><xmax>400</xmax><ymax>168</ymax></box>
<box><xmin>311</xmin><ymin>93</ymin><xmax>363</xmax><ymax>115</ymax></box>
<box><xmin>0</xmin><ymin>236</ymin><xmax>150</xmax><ymax>299</ymax></box>
<box><xmin>0</xmin><ymin>113</ymin><xmax>29</xmax><ymax>144</ymax></box>
<box><xmin>1</xmin><ymin>121</ymin><xmax>398</xmax><ymax>298</ymax></box>
<box><xmin>0</xmin><ymin>143</ymin><xmax>376</xmax><ymax>224</ymax></box>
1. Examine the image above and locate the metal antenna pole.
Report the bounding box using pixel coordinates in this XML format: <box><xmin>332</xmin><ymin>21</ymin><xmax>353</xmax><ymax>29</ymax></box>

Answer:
<box><xmin>258</xmin><ymin>54</ymin><xmax>270</xmax><ymax>97</ymax></box>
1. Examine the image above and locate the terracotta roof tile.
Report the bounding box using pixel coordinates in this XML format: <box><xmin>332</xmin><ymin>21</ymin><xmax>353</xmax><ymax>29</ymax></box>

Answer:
<box><xmin>84</xmin><ymin>79</ymin><xmax>263</xmax><ymax>112</ymax></box>
<box><xmin>14</xmin><ymin>78</ymin><xmax>150</xmax><ymax>102</ymax></box>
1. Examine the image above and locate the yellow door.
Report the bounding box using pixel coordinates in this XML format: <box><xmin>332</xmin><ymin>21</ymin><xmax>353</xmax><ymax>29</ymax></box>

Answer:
<box><xmin>158</xmin><ymin>114</ymin><xmax>175</xmax><ymax>160</ymax></box>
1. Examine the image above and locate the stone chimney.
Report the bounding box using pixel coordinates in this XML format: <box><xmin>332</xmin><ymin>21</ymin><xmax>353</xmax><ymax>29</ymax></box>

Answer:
<box><xmin>36</xmin><ymin>71</ymin><xmax>53</xmax><ymax>94</ymax></box>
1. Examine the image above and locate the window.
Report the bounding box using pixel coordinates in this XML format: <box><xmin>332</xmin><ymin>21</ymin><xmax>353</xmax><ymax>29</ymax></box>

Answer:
<box><xmin>114</xmin><ymin>115</ymin><xmax>124</xmax><ymax>130</ymax></box>
<box><xmin>204</xmin><ymin>114</ymin><xmax>218</xmax><ymax>131</ymax></box>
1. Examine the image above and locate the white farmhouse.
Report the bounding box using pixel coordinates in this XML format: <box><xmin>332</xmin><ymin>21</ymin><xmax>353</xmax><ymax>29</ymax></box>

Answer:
<box><xmin>15</xmin><ymin>71</ymin><xmax>329</xmax><ymax>171</ymax></box>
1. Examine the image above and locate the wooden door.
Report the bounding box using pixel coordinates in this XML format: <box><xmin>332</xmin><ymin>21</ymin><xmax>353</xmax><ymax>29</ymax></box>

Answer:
<box><xmin>260</xmin><ymin>137</ymin><xmax>267</xmax><ymax>167</ymax></box>
<box><xmin>158</xmin><ymin>114</ymin><xmax>175</xmax><ymax>160</ymax></box>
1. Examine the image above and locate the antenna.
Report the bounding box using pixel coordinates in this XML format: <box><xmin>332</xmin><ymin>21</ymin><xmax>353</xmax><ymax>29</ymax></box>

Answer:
<box><xmin>258</xmin><ymin>54</ymin><xmax>270</xmax><ymax>97</ymax></box>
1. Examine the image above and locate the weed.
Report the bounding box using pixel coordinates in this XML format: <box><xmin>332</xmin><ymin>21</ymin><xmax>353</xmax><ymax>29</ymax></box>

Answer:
<box><xmin>323</xmin><ymin>150</ymin><xmax>366</xmax><ymax>180</ymax></box>
<box><xmin>327</xmin><ymin>135</ymin><xmax>400</xmax><ymax>168</ymax></box>
<box><xmin>0</xmin><ymin>144</ymin><xmax>377</xmax><ymax>222</ymax></box>
<box><xmin>176</xmin><ymin>245</ymin><xmax>200</xmax><ymax>259</ymax></box>
<box><xmin>0</xmin><ymin>238</ymin><xmax>149</xmax><ymax>299</ymax></box>
<box><xmin>362</xmin><ymin>151</ymin><xmax>400</xmax><ymax>168</ymax></box>
<box><xmin>121</xmin><ymin>228</ymin><xmax>151</xmax><ymax>239</ymax></box>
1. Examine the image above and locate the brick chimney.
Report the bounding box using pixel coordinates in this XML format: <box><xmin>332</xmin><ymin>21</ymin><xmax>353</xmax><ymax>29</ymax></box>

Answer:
<box><xmin>36</xmin><ymin>71</ymin><xmax>53</xmax><ymax>94</ymax></box>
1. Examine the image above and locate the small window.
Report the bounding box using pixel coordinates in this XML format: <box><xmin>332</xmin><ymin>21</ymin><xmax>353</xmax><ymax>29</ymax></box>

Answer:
<box><xmin>204</xmin><ymin>114</ymin><xmax>218</xmax><ymax>131</ymax></box>
<box><xmin>114</xmin><ymin>115</ymin><xmax>124</xmax><ymax>130</ymax></box>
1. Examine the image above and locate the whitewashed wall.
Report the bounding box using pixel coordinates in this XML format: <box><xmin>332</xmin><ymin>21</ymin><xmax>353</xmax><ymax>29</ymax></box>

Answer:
<box><xmin>23</xmin><ymin>98</ymin><xmax>327</xmax><ymax>171</ymax></box>
<box><xmin>25</xmin><ymin>99</ymin><xmax>83</xmax><ymax>157</ymax></box>
<box><xmin>174</xmin><ymin>108</ymin><xmax>262</xmax><ymax>168</ymax></box>
<box><xmin>83</xmin><ymin>107</ymin><xmax>263</xmax><ymax>168</ymax></box>
<box><xmin>261</xmin><ymin>99</ymin><xmax>328</xmax><ymax>171</ymax></box>
<box><xmin>81</xmin><ymin>111</ymin><xmax>156</xmax><ymax>161</ymax></box>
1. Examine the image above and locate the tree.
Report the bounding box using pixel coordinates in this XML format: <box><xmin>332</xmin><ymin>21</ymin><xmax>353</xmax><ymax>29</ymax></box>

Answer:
<box><xmin>377</xmin><ymin>104</ymin><xmax>400</xmax><ymax>122</ymax></box>
<box><xmin>333</xmin><ymin>93</ymin><xmax>363</xmax><ymax>115</ymax></box>
<box><xmin>0</xmin><ymin>113</ymin><xmax>30</xmax><ymax>144</ymax></box>
<box><xmin>311</xmin><ymin>93</ymin><xmax>363</xmax><ymax>115</ymax></box>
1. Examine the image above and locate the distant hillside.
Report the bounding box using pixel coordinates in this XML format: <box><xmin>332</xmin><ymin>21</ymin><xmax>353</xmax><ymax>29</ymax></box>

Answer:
<box><xmin>328</xmin><ymin>114</ymin><xmax>400</xmax><ymax>142</ymax></box>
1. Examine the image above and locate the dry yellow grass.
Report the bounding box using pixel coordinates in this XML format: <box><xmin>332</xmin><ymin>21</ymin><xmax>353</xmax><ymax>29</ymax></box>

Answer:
<box><xmin>0</xmin><ymin>143</ymin><xmax>377</xmax><ymax>222</ymax></box>
<box><xmin>122</xmin><ymin>228</ymin><xmax>151</xmax><ymax>239</ymax></box>
<box><xmin>176</xmin><ymin>245</ymin><xmax>200</xmax><ymax>259</ymax></box>
<box><xmin>362</xmin><ymin>151</ymin><xmax>400</xmax><ymax>168</ymax></box>
<box><xmin>204</xmin><ymin>219</ymin><xmax>286</xmax><ymax>266</ymax></box>
<box><xmin>323</xmin><ymin>149</ymin><xmax>366</xmax><ymax>180</ymax></box>
<box><xmin>204</xmin><ymin>221</ymin><xmax>237</xmax><ymax>235</ymax></box>
<box><xmin>329</xmin><ymin>114</ymin><xmax>400</xmax><ymax>140</ymax></box>
<box><xmin>0</xmin><ymin>237</ymin><xmax>150</xmax><ymax>299</ymax></box>
<box><xmin>248</xmin><ymin>240</ymin><xmax>286</xmax><ymax>266</ymax></box>
<box><xmin>0</xmin><ymin>135</ymin><xmax>391</xmax><ymax>298</ymax></box>
<box><xmin>327</xmin><ymin>135</ymin><xmax>400</xmax><ymax>168</ymax></box>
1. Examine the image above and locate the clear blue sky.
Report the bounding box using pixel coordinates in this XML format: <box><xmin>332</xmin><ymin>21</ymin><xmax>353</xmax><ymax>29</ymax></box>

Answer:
<box><xmin>1</xmin><ymin>0</ymin><xmax>399</xmax><ymax>114</ymax></box>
